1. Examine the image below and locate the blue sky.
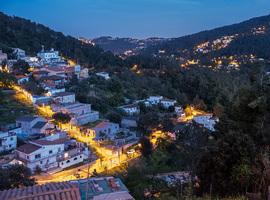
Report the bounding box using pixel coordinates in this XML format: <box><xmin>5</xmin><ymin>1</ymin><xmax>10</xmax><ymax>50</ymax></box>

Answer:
<box><xmin>1</xmin><ymin>0</ymin><xmax>270</xmax><ymax>39</ymax></box>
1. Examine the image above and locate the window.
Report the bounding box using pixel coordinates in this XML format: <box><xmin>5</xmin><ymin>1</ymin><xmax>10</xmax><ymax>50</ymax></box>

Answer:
<box><xmin>26</xmin><ymin>156</ymin><xmax>29</xmax><ymax>159</ymax></box>
<box><xmin>74</xmin><ymin>157</ymin><xmax>77</xmax><ymax>161</ymax></box>
<box><xmin>66</xmin><ymin>160</ymin><xmax>70</xmax><ymax>163</ymax></box>
<box><xmin>35</xmin><ymin>154</ymin><xmax>41</xmax><ymax>159</ymax></box>
<box><xmin>40</xmin><ymin>161</ymin><xmax>43</xmax><ymax>164</ymax></box>
<box><xmin>9</xmin><ymin>144</ymin><xmax>12</xmax><ymax>148</ymax></box>
<box><xmin>10</xmin><ymin>137</ymin><xmax>13</xmax><ymax>141</ymax></box>
<box><xmin>49</xmin><ymin>150</ymin><xmax>53</xmax><ymax>154</ymax></box>
<box><xmin>80</xmin><ymin>156</ymin><xmax>82</xmax><ymax>158</ymax></box>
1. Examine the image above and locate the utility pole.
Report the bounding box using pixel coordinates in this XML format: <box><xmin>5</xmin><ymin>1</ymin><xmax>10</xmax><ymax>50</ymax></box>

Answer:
<box><xmin>85</xmin><ymin>149</ymin><xmax>91</xmax><ymax>200</ymax></box>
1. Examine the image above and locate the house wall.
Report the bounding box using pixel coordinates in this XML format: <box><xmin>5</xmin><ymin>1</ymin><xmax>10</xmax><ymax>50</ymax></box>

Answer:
<box><xmin>16</xmin><ymin>118</ymin><xmax>46</xmax><ymax>138</ymax></box>
<box><xmin>17</xmin><ymin>143</ymin><xmax>64</xmax><ymax>172</ymax></box>
<box><xmin>0</xmin><ymin>131</ymin><xmax>17</xmax><ymax>152</ymax></box>
<box><xmin>74</xmin><ymin>111</ymin><xmax>99</xmax><ymax>125</ymax></box>
<box><xmin>123</xmin><ymin>107</ymin><xmax>139</xmax><ymax>115</ymax></box>
<box><xmin>161</xmin><ymin>101</ymin><xmax>176</xmax><ymax>108</ymax></box>
<box><xmin>148</xmin><ymin>96</ymin><xmax>163</xmax><ymax>105</ymax></box>
<box><xmin>59</xmin><ymin>153</ymin><xmax>86</xmax><ymax>169</ymax></box>
<box><xmin>94</xmin><ymin>123</ymin><xmax>120</xmax><ymax>140</ymax></box>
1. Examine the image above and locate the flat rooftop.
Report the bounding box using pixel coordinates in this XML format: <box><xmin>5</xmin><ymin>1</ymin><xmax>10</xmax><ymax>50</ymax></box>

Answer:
<box><xmin>71</xmin><ymin>177</ymin><xmax>133</xmax><ymax>200</ymax></box>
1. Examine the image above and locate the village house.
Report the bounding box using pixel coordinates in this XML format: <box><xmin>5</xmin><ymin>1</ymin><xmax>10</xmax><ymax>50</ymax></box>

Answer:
<box><xmin>32</xmin><ymin>70</ymin><xmax>49</xmax><ymax>80</ymax></box>
<box><xmin>53</xmin><ymin>92</ymin><xmax>76</xmax><ymax>104</ymax></box>
<box><xmin>16</xmin><ymin>115</ymin><xmax>54</xmax><ymax>139</ymax></box>
<box><xmin>12</xmin><ymin>48</ymin><xmax>26</xmax><ymax>59</ymax></box>
<box><xmin>147</xmin><ymin>96</ymin><xmax>163</xmax><ymax>105</ymax></box>
<box><xmin>0</xmin><ymin>124</ymin><xmax>19</xmax><ymax>152</ymax></box>
<box><xmin>37</xmin><ymin>48</ymin><xmax>61</xmax><ymax>64</ymax></box>
<box><xmin>71</xmin><ymin>177</ymin><xmax>135</xmax><ymax>200</ymax></box>
<box><xmin>95</xmin><ymin>72</ymin><xmax>110</xmax><ymax>80</ymax></box>
<box><xmin>53</xmin><ymin>103</ymin><xmax>99</xmax><ymax>125</ymax></box>
<box><xmin>0</xmin><ymin>154</ymin><xmax>22</xmax><ymax>169</ymax></box>
<box><xmin>15</xmin><ymin>133</ymin><xmax>90</xmax><ymax>172</ymax></box>
<box><xmin>0</xmin><ymin>50</ymin><xmax>7</xmax><ymax>63</ymax></box>
<box><xmin>193</xmin><ymin>114</ymin><xmax>218</xmax><ymax>132</ymax></box>
<box><xmin>0</xmin><ymin>182</ymin><xmax>81</xmax><ymax>200</ymax></box>
<box><xmin>86</xmin><ymin>121</ymin><xmax>120</xmax><ymax>141</ymax></box>
<box><xmin>46</xmin><ymin>87</ymin><xmax>66</xmax><ymax>96</ymax></box>
<box><xmin>175</xmin><ymin>106</ymin><xmax>184</xmax><ymax>115</ymax></box>
<box><xmin>15</xmin><ymin>75</ymin><xmax>29</xmax><ymax>85</ymax></box>
<box><xmin>160</xmin><ymin>97</ymin><xmax>177</xmax><ymax>108</ymax></box>
<box><xmin>38</xmin><ymin>66</ymin><xmax>67</xmax><ymax>78</ymax></box>
<box><xmin>113</xmin><ymin>131</ymin><xmax>138</xmax><ymax>150</ymax></box>
<box><xmin>31</xmin><ymin>95</ymin><xmax>52</xmax><ymax>105</ymax></box>
<box><xmin>79</xmin><ymin>67</ymin><xmax>89</xmax><ymax>79</ymax></box>
<box><xmin>40</xmin><ymin>75</ymin><xmax>66</xmax><ymax>88</ymax></box>
<box><xmin>0</xmin><ymin>177</ymin><xmax>134</xmax><ymax>200</ymax></box>
<box><xmin>119</xmin><ymin>104</ymin><xmax>140</xmax><ymax>115</ymax></box>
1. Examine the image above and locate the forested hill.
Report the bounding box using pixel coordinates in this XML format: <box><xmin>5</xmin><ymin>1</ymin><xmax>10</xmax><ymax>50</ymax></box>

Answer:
<box><xmin>0</xmin><ymin>12</ymin><xmax>123</xmax><ymax>67</ymax></box>
<box><xmin>92</xmin><ymin>36</ymin><xmax>167</xmax><ymax>55</ymax></box>
<box><xmin>143</xmin><ymin>14</ymin><xmax>270</xmax><ymax>59</ymax></box>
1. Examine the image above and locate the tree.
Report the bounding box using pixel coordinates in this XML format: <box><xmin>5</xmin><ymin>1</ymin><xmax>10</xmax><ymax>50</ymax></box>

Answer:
<box><xmin>138</xmin><ymin>112</ymin><xmax>160</xmax><ymax>133</ymax></box>
<box><xmin>193</xmin><ymin>95</ymin><xmax>207</xmax><ymax>111</ymax></box>
<box><xmin>213</xmin><ymin>103</ymin><xmax>224</xmax><ymax>118</ymax></box>
<box><xmin>34</xmin><ymin>165</ymin><xmax>42</xmax><ymax>175</ymax></box>
<box><xmin>139</xmin><ymin>136</ymin><xmax>153</xmax><ymax>158</ymax></box>
<box><xmin>0</xmin><ymin>165</ymin><xmax>36</xmax><ymax>190</ymax></box>
<box><xmin>106</xmin><ymin>111</ymin><xmax>122</xmax><ymax>124</ymax></box>
<box><xmin>0</xmin><ymin>71</ymin><xmax>15</xmax><ymax>88</ymax></box>
<box><xmin>53</xmin><ymin>112</ymin><xmax>71</xmax><ymax>125</ymax></box>
<box><xmin>12</xmin><ymin>59</ymin><xmax>30</xmax><ymax>75</ymax></box>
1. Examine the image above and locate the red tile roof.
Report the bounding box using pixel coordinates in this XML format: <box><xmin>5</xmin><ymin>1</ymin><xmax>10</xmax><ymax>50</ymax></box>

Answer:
<box><xmin>0</xmin><ymin>182</ymin><xmax>81</xmax><ymax>200</ymax></box>
<box><xmin>33</xmin><ymin>137</ymin><xmax>68</xmax><ymax>146</ymax></box>
<box><xmin>95</xmin><ymin>121</ymin><xmax>112</xmax><ymax>129</ymax></box>
<box><xmin>16</xmin><ymin>143</ymin><xmax>41</xmax><ymax>154</ymax></box>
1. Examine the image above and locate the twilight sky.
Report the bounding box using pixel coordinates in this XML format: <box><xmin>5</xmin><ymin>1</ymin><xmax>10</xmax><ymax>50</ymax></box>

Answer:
<box><xmin>1</xmin><ymin>0</ymin><xmax>270</xmax><ymax>39</ymax></box>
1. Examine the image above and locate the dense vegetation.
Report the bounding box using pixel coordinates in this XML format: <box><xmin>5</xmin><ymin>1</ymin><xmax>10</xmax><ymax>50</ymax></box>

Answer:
<box><xmin>0</xmin><ymin>165</ymin><xmax>35</xmax><ymax>190</ymax></box>
<box><xmin>0</xmin><ymin>12</ymin><xmax>123</xmax><ymax>67</ymax></box>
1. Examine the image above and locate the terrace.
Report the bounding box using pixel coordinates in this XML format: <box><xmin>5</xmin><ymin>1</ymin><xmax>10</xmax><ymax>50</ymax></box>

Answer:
<box><xmin>73</xmin><ymin>177</ymin><xmax>134</xmax><ymax>200</ymax></box>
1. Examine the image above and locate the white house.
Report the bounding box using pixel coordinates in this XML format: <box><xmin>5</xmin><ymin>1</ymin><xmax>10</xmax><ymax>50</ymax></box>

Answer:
<box><xmin>193</xmin><ymin>114</ymin><xmax>218</xmax><ymax>132</ymax></box>
<box><xmin>16</xmin><ymin>133</ymin><xmax>90</xmax><ymax>172</ymax></box>
<box><xmin>31</xmin><ymin>95</ymin><xmax>52</xmax><ymax>104</ymax></box>
<box><xmin>0</xmin><ymin>50</ymin><xmax>7</xmax><ymax>63</ymax></box>
<box><xmin>37</xmin><ymin>48</ymin><xmax>61</xmax><ymax>63</ymax></box>
<box><xmin>15</xmin><ymin>75</ymin><xmax>29</xmax><ymax>85</ymax></box>
<box><xmin>119</xmin><ymin>104</ymin><xmax>140</xmax><ymax>115</ymax></box>
<box><xmin>175</xmin><ymin>106</ymin><xmax>184</xmax><ymax>115</ymax></box>
<box><xmin>46</xmin><ymin>88</ymin><xmax>66</xmax><ymax>96</ymax></box>
<box><xmin>160</xmin><ymin>98</ymin><xmax>177</xmax><ymax>109</ymax></box>
<box><xmin>16</xmin><ymin>116</ymin><xmax>54</xmax><ymax>139</ymax></box>
<box><xmin>71</xmin><ymin>177</ymin><xmax>135</xmax><ymax>200</ymax></box>
<box><xmin>96</xmin><ymin>72</ymin><xmax>110</xmax><ymax>80</ymax></box>
<box><xmin>147</xmin><ymin>96</ymin><xmax>163</xmax><ymax>105</ymax></box>
<box><xmin>0</xmin><ymin>127</ymin><xmax>19</xmax><ymax>152</ymax></box>
<box><xmin>87</xmin><ymin>121</ymin><xmax>120</xmax><ymax>141</ymax></box>
<box><xmin>53</xmin><ymin>103</ymin><xmax>99</xmax><ymax>125</ymax></box>
<box><xmin>12</xmin><ymin>48</ymin><xmax>26</xmax><ymax>59</ymax></box>
<box><xmin>53</xmin><ymin>92</ymin><xmax>76</xmax><ymax>104</ymax></box>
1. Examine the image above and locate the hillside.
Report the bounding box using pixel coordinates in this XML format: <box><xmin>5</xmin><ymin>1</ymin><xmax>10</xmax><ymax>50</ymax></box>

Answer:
<box><xmin>93</xmin><ymin>36</ymin><xmax>168</xmax><ymax>55</ymax></box>
<box><xmin>142</xmin><ymin>14</ymin><xmax>270</xmax><ymax>65</ymax></box>
<box><xmin>0</xmin><ymin>12</ymin><xmax>123</xmax><ymax>67</ymax></box>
